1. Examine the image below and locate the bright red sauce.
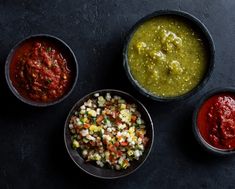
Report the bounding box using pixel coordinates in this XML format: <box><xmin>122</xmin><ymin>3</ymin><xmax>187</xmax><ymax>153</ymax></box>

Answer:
<box><xmin>197</xmin><ymin>93</ymin><xmax>235</xmax><ymax>150</ymax></box>
<box><xmin>10</xmin><ymin>39</ymin><xmax>72</xmax><ymax>103</ymax></box>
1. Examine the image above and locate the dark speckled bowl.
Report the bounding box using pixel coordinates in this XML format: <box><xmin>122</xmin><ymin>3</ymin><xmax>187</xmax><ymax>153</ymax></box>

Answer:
<box><xmin>5</xmin><ymin>34</ymin><xmax>78</xmax><ymax>107</ymax></box>
<box><xmin>123</xmin><ymin>10</ymin><xmax>215</xmax><ymax>102</ymax></box>
<box><xmin>64</xmin><ymin>89</ymin><xmax>154</xmax><ymax>179</ymax></box>
<box><xmin>193</xmin><ymin>88</ymin><xmax>235</xmax><ymax>155</ymax></box>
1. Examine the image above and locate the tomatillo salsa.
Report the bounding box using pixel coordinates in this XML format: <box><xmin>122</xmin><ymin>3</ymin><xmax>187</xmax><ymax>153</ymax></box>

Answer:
<box><xmin>197</xmin><ymin>93</ymin><xmax>235</xmax><ymax>150</ymax></box>
<box><xmin>127</xmin><ymin>16</ymin><xmax>209</xmax><ymax>97</ymax></box>
<box><xmin>10</xmin><ymin>39</ymin><xmax>72</xmax><ymax>103</ymax></box>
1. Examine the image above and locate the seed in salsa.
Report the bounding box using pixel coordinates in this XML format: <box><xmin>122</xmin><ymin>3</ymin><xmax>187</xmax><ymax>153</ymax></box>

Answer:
<box><xmin>10</xmin><ymin>40</ymin><xmax>72</xmax><ymax>102</ymax></box>
<box><xmin>197</xmin><ymin>93</ymin><xmax>235</xmax><ymax>150</ymax></box>
<box><xmin>127</xmin><ymin>16</ymin><xmax>209</xmax><ymax>97</ymax></box>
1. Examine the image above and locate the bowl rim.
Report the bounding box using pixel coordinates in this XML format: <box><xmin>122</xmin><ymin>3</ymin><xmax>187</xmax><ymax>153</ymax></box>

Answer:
<box><xmin>192</xmin><ymin>87</ymin><xmax>235</xmax><ymax>155</ymax></box>
<box><xmin>5</xmin><ymin>33</ymin><xmax>79</xmax><ymax>107</ymax></box>
<box><xmin>123</xmin><ymin>9</ymin><xmax>215</xmax><ymax>102</ymax></box>
<box><xmin>64</xmin><ymin>89</ymin><xmax>154</xmax><ymax>179</ymax></box>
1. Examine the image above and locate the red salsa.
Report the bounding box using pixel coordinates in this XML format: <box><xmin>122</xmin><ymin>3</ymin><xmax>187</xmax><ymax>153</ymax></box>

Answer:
<box><xmin>10</xmin><ymin>40</ymin><xmax>72</xmax><ymax>103</ymax></box>
<box><xmin>197</xmin><ymin>93</ymin><xmax>235</xmax><ymax>150</ymax></box>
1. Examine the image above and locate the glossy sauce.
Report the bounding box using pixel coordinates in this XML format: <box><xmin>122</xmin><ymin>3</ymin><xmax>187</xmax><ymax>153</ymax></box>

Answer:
<box><xmin>128</xmin><ymin>16</ymin><xmax>208</xmax><ymax>97</ymax></box>
<box><xmin>197</xmin><ymin>93</ymin><xmax>235</xmax><ymax>150</ymax></box>
<box><xmin>10</xmin><ymin>39</ymin><xmax>72</xmax><ymax>102</ymax></box>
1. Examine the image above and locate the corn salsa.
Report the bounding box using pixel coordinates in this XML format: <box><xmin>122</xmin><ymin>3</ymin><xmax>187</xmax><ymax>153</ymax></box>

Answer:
<box><xmin>69</xmin><ymin>93</ymin><xmax>149</xmax><ymax>170</ymax></box>
<box><xmin>127</xmin><ymin>16</ymin><xmax>209</xmax><ymax>97</ymax></box>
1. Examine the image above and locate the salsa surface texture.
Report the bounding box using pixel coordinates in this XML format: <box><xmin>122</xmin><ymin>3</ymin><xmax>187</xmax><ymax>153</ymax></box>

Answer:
<box><xmin>127</xmin><ymin>15</ymin><xmax>208</xmax><ymax>97</ymax></box>
<box><xmin>69</xmin><ymin>92</ymin><xmax>149</xmax><ymax>170</ymax></box>
<box><xmin>10</xmin><ymin>39</ymin><xmax>72</xmax><ymax>103</ymax></box>
<box><xmin>197</xmin><ymin>93</ymin><xmax>235</xmax><ymax>150</ymax></box>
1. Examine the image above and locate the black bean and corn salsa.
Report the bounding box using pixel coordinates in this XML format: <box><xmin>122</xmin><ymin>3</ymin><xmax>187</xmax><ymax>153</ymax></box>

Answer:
<box><xmin>68</xmin><ymin>93</ymin><xmax>149</xmax><ymax>170</ymax></box>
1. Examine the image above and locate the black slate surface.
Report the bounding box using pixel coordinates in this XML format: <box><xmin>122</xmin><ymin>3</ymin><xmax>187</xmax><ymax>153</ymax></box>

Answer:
<box><xmin>0</xmin><ymin>0</ymin><xmax>235</xmax><ymax>188</ymax></box>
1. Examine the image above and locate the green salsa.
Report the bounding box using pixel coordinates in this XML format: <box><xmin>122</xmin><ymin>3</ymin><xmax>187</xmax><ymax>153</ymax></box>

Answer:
<box><xmin>127</xmin><ymin>16</ymin><xmax>209</xmax><ymax>97</ymax></box>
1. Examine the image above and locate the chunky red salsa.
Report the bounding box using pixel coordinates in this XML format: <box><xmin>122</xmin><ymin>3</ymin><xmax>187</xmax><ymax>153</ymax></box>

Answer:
<box><xmin>197</xmin><ymin>93</ymin><xmax>235</xmax><ymax>150</ymax></box>
<box><xmin>10</xmin><ymin>40</ymin><xmax>72</xmax><ymax>103</ymax></box>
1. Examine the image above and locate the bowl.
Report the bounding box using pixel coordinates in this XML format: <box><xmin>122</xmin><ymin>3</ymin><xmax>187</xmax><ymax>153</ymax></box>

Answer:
<box><xmin>5</xmin><ymin>34</ymin><xmax>78</xmax><ymax>107</ymax></box>
<box><xmin>64</xmin><ymin>89</ymin><xmax>154</xmax><ymax>179</ymax></box>
<box><xmin>192</xmin><ymin>88</ymin><xmax>235</xmax><ymax>155</ymax></box>
<box><xmin>123</xmin><ymin>10</ymin><xmax>215</xmax><ymax>102</ymax></box>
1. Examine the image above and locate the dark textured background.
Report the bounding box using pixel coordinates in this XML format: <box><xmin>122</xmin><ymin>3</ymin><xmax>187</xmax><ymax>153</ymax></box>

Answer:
<box><xmin>0</xmin><ymin>0</ymin><xmax>235</xmax><ymax>188</ymax></box>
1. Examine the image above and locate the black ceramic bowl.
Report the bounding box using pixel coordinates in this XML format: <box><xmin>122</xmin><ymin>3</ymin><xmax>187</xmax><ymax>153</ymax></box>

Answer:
<box><xmin>123</xmin><ymin>10</ymin><xmax>215</xmax><ymax>102</ymax></box>
<box><xmin>5</xmin><ymin>34</ymin><xmax>78</xmax><ymax>107</ymax></box>
<box><xmin>193</xmin><ymin>88</ymin><xmax>235</xmax><ymax>155</ymax></box>
<box><xmin>64</xmin><ymin>89</ymin><xmax>154</xmax><ymax>179</ymax></box>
